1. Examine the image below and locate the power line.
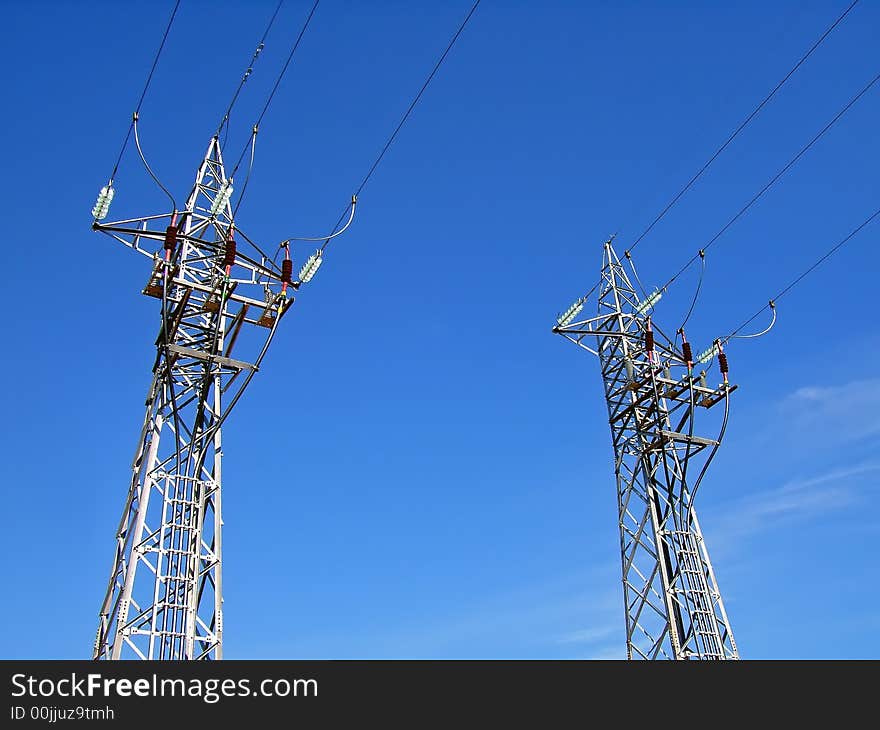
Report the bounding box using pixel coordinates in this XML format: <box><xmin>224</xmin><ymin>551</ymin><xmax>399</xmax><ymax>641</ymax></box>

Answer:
<box><xmin>229</xmin><ymin>0</ymin><xmax>321</xmax><ymax>180</ymax></box>
<box><xmin>355</xmin><ymin>0</ymin><xmax>481</xmax><ymax>199</ymax></box>
<box><xmin>626</xmin><ymin>0</ymin><xmax>860</xmax><ymax>256</ymax></box>
<box><xmin>108</xmin><ymin>0</ymin><xmax>182</xmax><ymax>183</ymax></box>
<box><xmin>216</xmin><ymin>0</ymin><xmax>286</xmax><ymax>142</ymax></box>
<box><xmin>317</xmin><ymin>0</ymin><xmax>482</xmax><ymax>252</ymax></box>
<box><xmin>658</xmin><ymin>68</ymin><xmax>880</xmax><ymax>293</ymax></box>
<box><xmin>725</xmin><ymin>205</ymin><xmax>880</xmax><ymax>340</ymax></box>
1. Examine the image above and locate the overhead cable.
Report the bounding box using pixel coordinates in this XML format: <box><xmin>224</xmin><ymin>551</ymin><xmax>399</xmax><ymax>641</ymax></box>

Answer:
<box><xmin>626</xmin><ymin>0</ymin><xmax>861</xmax><ymax>255</ymax></box>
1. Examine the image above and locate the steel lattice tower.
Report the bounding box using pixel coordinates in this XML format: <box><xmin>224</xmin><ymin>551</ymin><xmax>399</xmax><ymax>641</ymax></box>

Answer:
<box><xmin>553</xmin><ymin>239</ymin><xmax>738</xmax><ymax>660</ymax></box>
<box><xmin>92</xmin><ymin>138</ymin><xmax>300</xmax><ymax>659</ymax></box>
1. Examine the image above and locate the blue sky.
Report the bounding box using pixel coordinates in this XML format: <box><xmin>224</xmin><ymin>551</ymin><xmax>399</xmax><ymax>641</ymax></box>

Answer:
<box><xmin>1</xmin><ymin>0</ymin><xmax>878</xmax><ymax>659</ymax></box>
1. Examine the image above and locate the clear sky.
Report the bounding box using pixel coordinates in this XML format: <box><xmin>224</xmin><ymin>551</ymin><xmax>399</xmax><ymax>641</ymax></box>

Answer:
<box><xmin>1</xmin><ymin>0</ymin><xmax>877</xmax><ymax>659</ymax></box>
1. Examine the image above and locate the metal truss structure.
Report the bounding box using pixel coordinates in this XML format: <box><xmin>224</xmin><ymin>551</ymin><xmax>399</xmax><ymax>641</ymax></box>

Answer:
<box><xmin>553</xmin><ymin>239</ymin><xmax>739</xmax><ymax>660</ymax></box>
<box><xmin>92</xmin><ymin>138</ymin><xmax>302</xmax><ymax>659</ymax></box>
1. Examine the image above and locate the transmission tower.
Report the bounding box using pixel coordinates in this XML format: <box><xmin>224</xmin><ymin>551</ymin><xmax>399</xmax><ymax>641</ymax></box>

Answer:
<box><xmin>86</xmin><ymin>0</ymin><xmax>476</xmax><ymax>661</ymax></box>
<box><xmin>553</xmin><ymin>239</ymin><xmax>739</xmax><ymax>660</ymax></box>
<box><xmin>91</xmin><ymin>137</ymin><xmax>342</xmax><ymax>659</ymax></box>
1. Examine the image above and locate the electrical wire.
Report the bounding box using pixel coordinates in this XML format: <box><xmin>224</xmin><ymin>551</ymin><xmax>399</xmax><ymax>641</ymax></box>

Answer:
<box><xmin>724</xmin><ymin>204</ymin><xmax>880</xmax><ymax>341</ymax></box>
<box><xmin>264</xmin><ymin>197</ymin><xmax>357</xmax><ymax>284</ymax></box>
<box><xmin>317</xmin><ymin>0</ymin><xmax>482</xmax><ymax>254</ymax></box>
<box><xmin>107</xmin><ymin>0</ymin><xmax>181</xmax><ymax>184</ymax></box>
<box><xmin>356</xmin><ymin>1</ymin><xmax>481</xmax><ymax>200</ymax></box>
<box><xmin>686</xmin><ymin>385</ymin><xmax>730</xmax><ymax>529</ymax></box>
<box><xmin>190</xmin><ymin>302</ymin><xmax>283</xmax><ymax>448</ymax></box>
<box><xmin>676</xmin><ymin>251</ymin><xmax>705</xmax><ymax>337</ymax></box>
<box><xmin>217</xmin><ymin>2</ymin><xmax>481</xmax><ymax>439</ymax></box>
<box><xmin>185</xmin><ymin>275</ymin><xmax>231</xmax><ymax>484</ymax></box>
<box><xmin>728</xmin><ymin>304</ymin><xmax>776</xmax><ymax>340</ymax></box>
<box><xmin>676</xmin><ymin>364</ymin><xmax>698</xmax><ymax>530</ymax></box>
<box><xmin>658</xmin><ymin>69</ymin><xmax>880</xmax><ymax>294</ymax></box>
<box><xmin>283</xmin><ymin>198</ymin><xmax>357</xmax><ymax>244</ymax></box>
<box><xmin>133</xmin><ymin>115</ymin><xmax>177</xmax><ymax>212</ymax></box>
<box><xmin>644</xmin><ymin>343</ymin><xmax>686</xmax><ymax>532</ymax></box>
<box><xmin>624</xmin><ymin>249</ymin><xmax>650</xmax><ymax>301</ymax></box>
<box><xmin>160</xmin><ymin>242</ymin><xmax>184</xmax><ymax>535</ymax></box>
<box><xmin>626</xmin><ymin>0</ymin><xmax>860</xmax><ymax>255</ymax></box>
<box><xmin>231</xmin><ymin>129</ymin><xmax>258</xmax><ymax>219</ymax></box>
<box><xmin>192</xmin><ymin>0</ymin><xmax>479</xmax><ymax>431</ymax></box>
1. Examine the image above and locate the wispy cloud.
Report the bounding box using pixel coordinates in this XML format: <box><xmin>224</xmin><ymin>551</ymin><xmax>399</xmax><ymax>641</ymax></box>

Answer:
<box><xmin>779</xmin><ymin>378</ymin><xmax>880</xmax><ymax>443</ymax></box>
<box><xmin>737</xmin><ymin>464</ymin><xmax>871</xmax><ymax>520</ymax></box>
<box><xmin>557</xmin><ymin>624</ymin><xmax>618</xmax><ymax>646</ymax></box>
<box><xmin>286</xmin><ymin>568</ymin><xmax>625</xmax><ymax>658</ymax></box>
<box><xmin>707</xmin><ymin>462</ymin><xmax>880</xmax><ymax>553</ymax></box>
<box><xmin>558</xmin><ymin>623</ymin><xmax>625</xmax><ymax>659</ymax></box>
<box><xmin>581</xmin><ymin>645</ymin><xmax>627</xmax><ymax>660</ymax></box>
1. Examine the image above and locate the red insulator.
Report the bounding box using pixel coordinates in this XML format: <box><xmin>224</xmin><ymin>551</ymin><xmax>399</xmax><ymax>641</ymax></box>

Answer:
<box><xmin>281</xmin><ymin>258</ymin><xmax>293</xmax><ymax>284</ymax></box>
<box><xmin>645</xmin><ymin>330</ymin><xmax>654</xmax><ymax>352</ymax></box>
<box><xmin>682</xmin><ymin>341</ymin><xmax>693</xmax><ymax>364</ymax></box>
<box><xmin>164</xmin><ymin>225</ymin><xmax>177</xmax><ymax>251</ymax></box>
<box><xmin>718</xmin><ymin>352</ymin><xmax>729</xmax><ymax>374</ymax></box>
<box><xmin>223</xmin><ymin>238</ymin><xmax>236</xmax><ymax>268</ymax></box>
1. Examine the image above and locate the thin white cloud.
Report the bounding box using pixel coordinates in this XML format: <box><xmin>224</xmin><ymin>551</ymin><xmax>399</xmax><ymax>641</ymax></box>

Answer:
<box><xmin>780</xmin><ymin>378</ymin><xmax>880</xmax><ymax>443</ymax></box>
<box><xmin>291</xmin><ymin>570</ymin><xmax>624</xmax><ymax>658</ymax></box>
<box><xmin>557</xmin><ymin>624</ymin><xmax>619</xmax><ymax>646</ymax></box>
<box><xmin>583</xmin><ymin>644</ymin><xmax>627</xmax><ymax>660</ymax></box>
<box><xmin>707</xmin><ymin>462</ymin><xmax>880</xmax><ymax>552</ymax></box>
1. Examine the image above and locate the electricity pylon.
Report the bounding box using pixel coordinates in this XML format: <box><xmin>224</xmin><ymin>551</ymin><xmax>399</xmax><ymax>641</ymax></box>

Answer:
<box><xmin>91</xmin><ymin>137</ymin><xmax>318</xmax><ymax>659</ymax></box>
<box><xmin>553</xmin><ymin>239</ymin><xmax>739</xmax><ymax>660</ymax></box>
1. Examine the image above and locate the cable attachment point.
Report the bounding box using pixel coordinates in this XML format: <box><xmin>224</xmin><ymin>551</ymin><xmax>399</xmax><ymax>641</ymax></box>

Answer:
<box><xmin>729</xmin><ymin>299</ymin><xmax>779</xmax><ymax>340</ymax></box>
